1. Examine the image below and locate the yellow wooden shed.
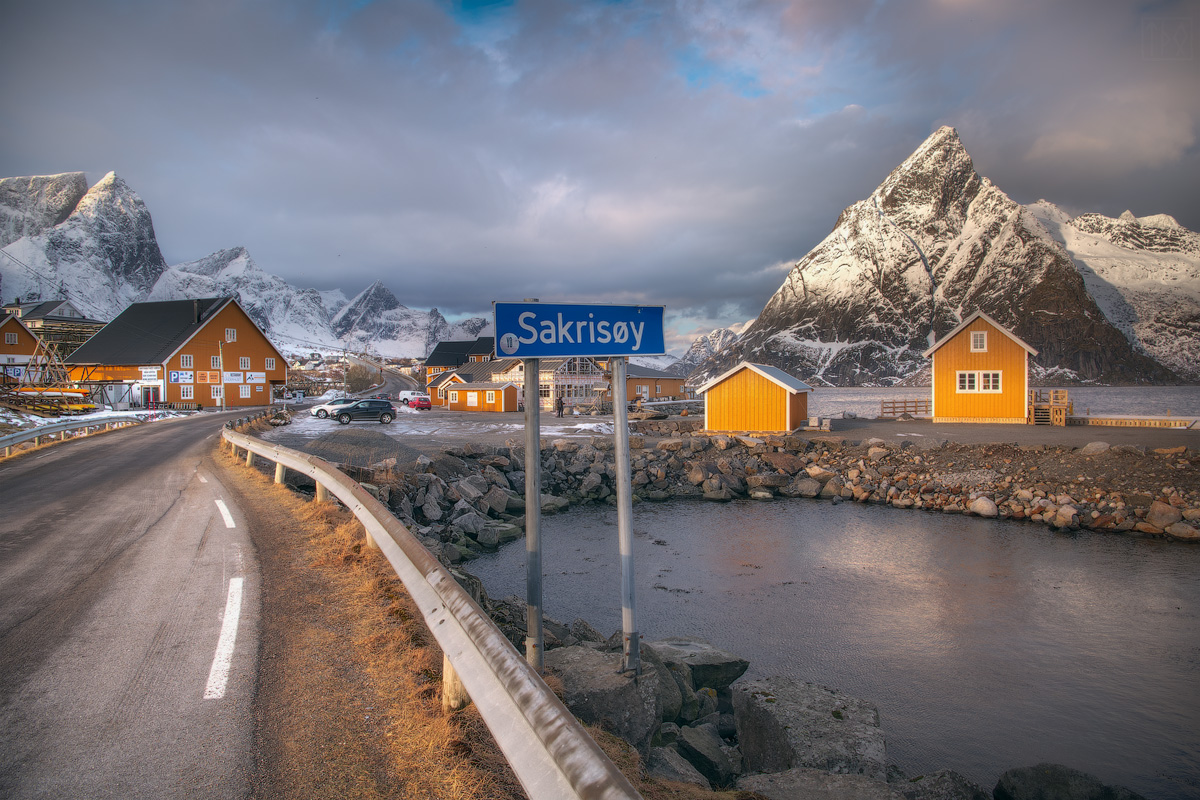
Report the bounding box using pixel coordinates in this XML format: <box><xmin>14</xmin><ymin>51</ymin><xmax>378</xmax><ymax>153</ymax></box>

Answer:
<box><xmin>699</xmin><ymin>362</ymin><xmax>812</xmax><ymax>434</ymax></box>
<box><xmin>922</xmin><ymin>310</ymin><xmax>1037</xmax><ymax>423</ymax></box>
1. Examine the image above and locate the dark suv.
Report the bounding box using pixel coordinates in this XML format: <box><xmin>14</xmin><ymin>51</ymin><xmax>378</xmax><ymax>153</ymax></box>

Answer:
<box><xmin>334</xmin><ymin>399</ymin><xmax>397</xmax><ymax>424</ymax></box>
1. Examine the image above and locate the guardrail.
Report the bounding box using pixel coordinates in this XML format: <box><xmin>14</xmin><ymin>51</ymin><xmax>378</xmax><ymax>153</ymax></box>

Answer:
<box><xmin>0</xmin><ymin>415</ymin><xmax>144</xmax><ymax>458</ymax></box>
<box><xmin>220</xmin><ymin>422</ymin><xmax>642</xmax><ymax>800</ymax></box>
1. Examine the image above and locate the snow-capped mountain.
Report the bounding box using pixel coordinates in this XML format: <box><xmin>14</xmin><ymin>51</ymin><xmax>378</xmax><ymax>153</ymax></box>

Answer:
<box><xmin>694</xmin><ymin>127</ymin><xmax>1181</xmax><ymax>385</ymax></box>
<box><xmin>673</xmin><ymin>327</ymin><xmax>741</xmax><ymax>377</ymax></box>
<box><xmin>0</xmin><ymin>172</ymin><xmax>167</xmax><ymax>320</ymax></box>
<box><xmin>0</xmin><ymin>172</ymin><xmax>485</xmax><ymax>357</ymax></box>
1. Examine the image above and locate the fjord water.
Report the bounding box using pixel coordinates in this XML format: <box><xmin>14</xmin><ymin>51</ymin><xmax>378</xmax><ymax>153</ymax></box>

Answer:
<box><xmin>468</xmin><ymin>500</ymin><xmax>1200</xmax><ymax>798</ymax></box>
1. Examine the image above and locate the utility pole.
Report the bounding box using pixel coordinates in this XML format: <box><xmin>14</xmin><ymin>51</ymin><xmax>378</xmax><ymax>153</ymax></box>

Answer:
<box><xmin>218</xmin><ymin>340</ymin><xmax>227</xmax><ymax>412</ymax></box>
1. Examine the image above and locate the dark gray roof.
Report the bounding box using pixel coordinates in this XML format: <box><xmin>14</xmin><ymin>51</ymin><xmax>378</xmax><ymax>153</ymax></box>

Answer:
<box><xmin>65</xmin><ymin>297</ymin><xmax>233</xmax><ymax>365</ymax></box>
<box><xmin>467</xmin><ymin>337</ymin><xmax>495</xmax><ymax>356</ymax></box>
<box><xmin>424</xmin><ymin>339</ymin><xmax>476</xmax><ymax>368</ymax></box>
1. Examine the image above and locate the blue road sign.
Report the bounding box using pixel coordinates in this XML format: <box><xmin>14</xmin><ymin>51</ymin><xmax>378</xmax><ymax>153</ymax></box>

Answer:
<box><xmin>494</xmin><ymin>301</ymin><xmax>665</xmax><ymax>358</ymax></box>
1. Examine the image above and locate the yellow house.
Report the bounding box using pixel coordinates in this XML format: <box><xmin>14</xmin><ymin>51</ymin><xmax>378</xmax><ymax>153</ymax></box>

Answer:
<box><xmin>446</xmin><ymin>382</ymin><xmax>519</xmax><ymax>413</ymax></box>
<box><xmin>699</xmin><ymin>362</ymin><xmax>812</xmax><ymax>434</ymax></box>
<box><xmin>922</xmin><ymin>310</ymin><xmax>1037</xmax><ymax>423</ymax></box>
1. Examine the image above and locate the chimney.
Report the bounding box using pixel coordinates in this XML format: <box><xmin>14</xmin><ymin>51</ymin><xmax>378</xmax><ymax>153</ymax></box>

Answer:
<box><xmin>194</xmin><ymin>299</ymin><xmax>200</xmax><ymax>324</ymax></box>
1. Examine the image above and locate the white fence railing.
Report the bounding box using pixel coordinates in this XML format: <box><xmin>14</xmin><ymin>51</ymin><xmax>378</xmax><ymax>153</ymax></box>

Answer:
<box><xmin>220</xmin><ymin>424</ymin><xmax>642</xmax><ymax>800</ymax></box>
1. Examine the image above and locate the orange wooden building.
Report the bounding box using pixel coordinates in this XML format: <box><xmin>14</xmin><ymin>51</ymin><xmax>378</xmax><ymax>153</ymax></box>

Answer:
<box><xmin>1</xmin><ymin>314</ymin><xmax>42</xmax><ymax>382</ymax></box>
<box><xmin>699</xmin><ymin>362</ymin><xmax>812</xmax><ymax>434</ymax></box>
<box><xmin>66</xmin><ymin>297</ymin><xmax>287</xmax><ymax>409</ymax></box>
<box><xmin>445</xmin><ymin>382</ymin><xmax>519</xmax><ymax>413</ymax></box>
<box><xmin>922</xmin><ymin>310</ymin><xmax>1037</xmax><ymax>424</ymax></box>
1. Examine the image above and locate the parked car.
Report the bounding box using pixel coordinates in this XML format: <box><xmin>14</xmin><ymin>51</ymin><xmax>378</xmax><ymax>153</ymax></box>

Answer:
<box><xmin>395</xmin><ymin>390</ymin><xmax>429</xmax><ymax>406</ymax></box>
<box><xmin>407</xmin><ymin>394</ymin><xmax>431</xmax><ymax>409</ymax></box>
<box><xmin>309</xmin><ymin>396</ymin><xmax>356</xmax><ymax>418</ymax></box>
<box><xmin>371</xmin><ymin>393</ymin><xmax>391</xmax><ymax>400</ymax></box>
<box><xmin>334</xmin><ymin>398</ymin><xmax>398</xmax><ymax>424</ymax></box>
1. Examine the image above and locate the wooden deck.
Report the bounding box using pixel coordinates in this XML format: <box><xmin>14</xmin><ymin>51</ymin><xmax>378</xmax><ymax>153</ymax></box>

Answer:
<box><xmin>1028</xmin><ymin>389</ymin><xmax>1072</xmax><ymax>426</ymax></box>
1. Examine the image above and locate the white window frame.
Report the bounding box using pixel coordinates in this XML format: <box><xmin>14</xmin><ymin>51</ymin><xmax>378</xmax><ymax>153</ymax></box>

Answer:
<box><xmin>240</xmin><ymin>384</ymin><xmax>251</xmax><ymax>398</ymax></box>
<box><xmin>239</xmin><ymin>356</ymin><xmax>251</xmax><ymax>370</ymax></box>
<box><xmin>211</xmin><ymin>386</ymin><xmax>223</xmax><ymax>399</ymax></box>
<box><xmin>211</xmin><ymin>355</ymin><xmax>221</xmax><ymax>369</ymax></box>
<box><xmin>265</xmin><ymin>357</ymin><xmax>275</xmax><ymax>371</ymax></box>
<box><xmin>438</xmin><ymin>386</ymin><xmax>446</xmax><ymax>399</ymax></box>
<box><xmin>636</xmin><ymin>384</ymin><xmax>649</xmax><ymax>399</ymax></box>
<box><xmin>180</xmin><ymin>354</ymin><xmax>193</xmax><ymax>369</ymax></box>
<box><xmin>449</xmin><ymin>390</ymin><xmax>459</xmax><ymax>403</ymax></box>
<box><xmin>5</xmin><ymin>332</ymin><xmax>18</xmax><ymax>345</ymax></box>
<box><xmin>486</xmin><ymin>390</ymin><xmax>496</xmax><ymax>404</ymax></box>
<box><xmin>970</xmin><ymin>331</ymin><xmax>987</xmax><ymax>352</ymax></box>
<box><xmin>225</xmin><ymin>328</ymin><xmax>237</xmax><ymax>342</ymax></box>
<box><xmin>957</xmin><ymin>371</ymin><xmax>1002</xmax><ymax>393</ymax></box>
<box><xmin>180</xmin><ymin>385</ymin><xmax>194</xmax><ymax>400</ymax></box>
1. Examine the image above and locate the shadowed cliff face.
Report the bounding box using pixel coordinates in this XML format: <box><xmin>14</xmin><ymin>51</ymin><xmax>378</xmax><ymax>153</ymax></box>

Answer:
<box><xmin>693</xmin><ymin>127</ymin><xmax>1179</xmax><ymax>386</ymax></box>
<box><xmin>0</xmin><ymin>172</ymin><xmax>89</xmax><ymax>249</ymax></box>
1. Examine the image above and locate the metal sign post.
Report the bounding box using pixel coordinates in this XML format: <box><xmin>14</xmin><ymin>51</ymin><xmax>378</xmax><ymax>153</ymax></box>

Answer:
<box><xmin>494</xmin><ymin>300</ymin><xmax>664</xmax><ymax>675</ymax></box>
<box><xmin>523</xmin><ymin>356</ymin><xmax>543</xmax><ymax>670</ymax></box>
<box><xmin>611</xmin><ymin>356</ymin><xmax>639</xmax><ymax>673</ymax></box>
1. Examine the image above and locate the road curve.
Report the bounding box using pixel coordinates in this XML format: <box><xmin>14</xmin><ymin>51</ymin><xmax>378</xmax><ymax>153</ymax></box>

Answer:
<box><xmin>0</xmin><ymin>412</ymin><xmax>259</xmax><ymax>799</ymax></box>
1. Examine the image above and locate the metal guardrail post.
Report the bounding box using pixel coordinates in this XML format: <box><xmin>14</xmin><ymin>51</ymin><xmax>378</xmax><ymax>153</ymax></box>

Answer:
<box><xmin>275</xmin><ymin>462</ymin><xmax>286</xmax><ymax>484</ymax></box>
<box><xmin>442</xmin><ymin>654</ymin><xmax>469</xmax><ymax>713</ymax></box>
<box><xmin>315</xmin><ymin>482</ymin><xmax>330</xmax><ymax>503</ymax></box>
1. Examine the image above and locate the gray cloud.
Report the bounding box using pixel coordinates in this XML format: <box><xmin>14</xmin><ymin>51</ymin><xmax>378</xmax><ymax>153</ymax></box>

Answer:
<box><xmin>2</xmin><ymin>0</ymin><xmax>1196</xmax><ymax>352</ymax></box>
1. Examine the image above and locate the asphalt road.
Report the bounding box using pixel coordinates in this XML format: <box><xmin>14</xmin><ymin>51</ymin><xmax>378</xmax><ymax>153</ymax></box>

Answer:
<box><xmin>0</xmin><ymin>411</ymin><xmax>259</xmax><ymax>799</ymax></box>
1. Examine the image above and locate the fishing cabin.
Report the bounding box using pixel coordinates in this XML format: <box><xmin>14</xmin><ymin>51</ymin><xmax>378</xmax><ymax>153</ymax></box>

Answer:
<box><xmin>699</xmin><ymin>362</ymin><xmax>812</xmax><ymax>434</ymax></box>
<box><xmin>922</xmin><ymin>310</ymin><xmax>1037</xmax><ymax>424</ymax></box>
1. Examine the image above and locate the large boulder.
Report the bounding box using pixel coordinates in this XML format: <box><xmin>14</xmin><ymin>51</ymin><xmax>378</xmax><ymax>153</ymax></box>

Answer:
<box><xmin>543</xmin><ymin>646</ymin><xmax>662</xmax><ymax>752</ymax></box>
<box><xmin>739</xmin><ymin>767</ymin><xmax>905</xmax><ymax>799</ymax></box>
<box><xmin>1145</xmin><ymin>501</ymin><xmax>1182</xmax><ymax>530</ymax></box>
<box><xmin>993</xmin><ymin>763</ymin><xmax>1147</xmax><ymax>800</ymax></box>
<box><xmin>733</xmin><ymin>677</ymin><xmax>888</xmax><ymax>781</ymax></box>
<box><xmin>646</xmin><ymin>747</ymin><xmax>710</xmax><ymax>788</ymax></box>
<box><xmin>646</xmin><ymin>637</ymin><xmax>749</xmax><ymax>692</ymax></box>
<box><xmin>677</xmin><ymin>723</ymin><xmax>737</xmax><ymax>787</ymax></box>
<box><xmin>897</xmin><ymin>769</ymin><xmax>990</xmax><ymax>800</ymax></box>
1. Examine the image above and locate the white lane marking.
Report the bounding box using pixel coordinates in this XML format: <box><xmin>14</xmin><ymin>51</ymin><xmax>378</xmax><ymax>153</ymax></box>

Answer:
<box><xmin>203</xmin><ymin>577</ymin><xmax>244</xmax><ymax>700</ymax></box>
<box><xmin>215</xmin><ymin>499</ymin><xmax>235</xmax><ymax>528</ymax></box>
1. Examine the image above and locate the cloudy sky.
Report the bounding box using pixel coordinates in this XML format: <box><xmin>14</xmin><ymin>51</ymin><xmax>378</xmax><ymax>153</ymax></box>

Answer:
<box><xmin>3</xmin><ymin>0</ymin><xmax>1197</xmax><ymax>353</ymax></box>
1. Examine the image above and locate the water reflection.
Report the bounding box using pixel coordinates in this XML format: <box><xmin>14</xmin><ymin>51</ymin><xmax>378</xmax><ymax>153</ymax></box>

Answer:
<box><xmin>468</xmin><ymin>499</ymin><xmax>1200</xmax><ymax>798</ymax></box>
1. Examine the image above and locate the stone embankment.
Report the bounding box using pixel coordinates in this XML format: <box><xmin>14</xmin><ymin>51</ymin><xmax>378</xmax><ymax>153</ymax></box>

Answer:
<box><xmin>361</xmin><ymin>419</ymin><xmax>1198</xmax><ymax>561</ymax></box>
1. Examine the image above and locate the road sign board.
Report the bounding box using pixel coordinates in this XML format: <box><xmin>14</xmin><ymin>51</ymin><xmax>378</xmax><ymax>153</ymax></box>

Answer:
<box><xmin>493</xmin><ymin>301</ymin><xmax>665</xmax><ymax>359</ymax></box>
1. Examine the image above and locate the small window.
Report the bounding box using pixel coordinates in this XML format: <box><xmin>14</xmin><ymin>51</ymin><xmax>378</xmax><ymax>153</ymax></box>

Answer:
<box><xmin>240</xmin><ymin>385</ymin><xmax>251</xmax><ymax>398</ymax></box>
<box><xmin>239</xmin><ymin>356</ymin><xmax>250</xmax><ymax>370</ymax></box>
<box><xmin>970</xmin><ymin>331</ymin><xmax>987</xmax><ymax>352</ymax></box>
<box><xmin>438</xmin><ymin>387</ymin><xmax>446</xmax><ymax>399</ymax></box>
<box><xmin>225</xmin><ymin>328</ymin><xmax>237</xmax><ymax>342</ymax></box>
<box><xmin>211</xmin><ymin>355</ymin><xmax>221</xmax><ymax>369</ymax></box>
<box><xmin>4</xmin><ymin>332</ymin><xmax>16</xmax><ymax>345</ymax></box>
<box><xmin>981</xmin><ymin>372</ymin><xmax>1002</xmax><ymax>392</ymax></box>
<box><xmin>957</xmin><ymin>372</ymin><xmax>977</xmax><ymax>392</ymax></box>
<box><xmin>265</xmin><ymin>357</ymin><xmax>275</xmax><ymax>371</ymax></box>
<box><xmin>181</xmin><ymin>385</ymin><xmax>194</xmax><ymax>400</ymax></box>
<box><xmin>181</xmin><ymin>354</ymin><xmax>193</xmax><ymax>369</ymax></box>
<box><xmin>449</xmin><ymin>391</ymin><xmax>459</xmax><ymax>403</ymax></box>
<box><xmin>211</xmin><ymin>386</ymin><xmax>223</xmax><ymax>399</ymax></box>
<box><xmin>486</xmin><ymin>390</ymin><xmax>496</xmax><ymax>404</ymax></box>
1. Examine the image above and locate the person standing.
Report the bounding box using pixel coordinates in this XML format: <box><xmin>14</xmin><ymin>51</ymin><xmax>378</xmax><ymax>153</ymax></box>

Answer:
<box><xmin>556</xmin><ymin>395</ymin><xmax>564</xmax><ymax>417</ymax></box>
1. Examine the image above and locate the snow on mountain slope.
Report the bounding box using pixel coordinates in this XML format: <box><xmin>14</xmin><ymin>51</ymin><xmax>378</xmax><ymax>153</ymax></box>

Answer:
<box><xmin>1029</xmin><ymin>201</ymin><xmax>1200</xmax><ymax>381</ymax></box>
<box><xmin>0</xmin><ymin>172</ymin><xmax>166</xmax><ymax>320</ymax></box>
<box><xmin>0</xmin><ymin>173</ymin><xmax>89</xmax><ymax>249</ymax></box>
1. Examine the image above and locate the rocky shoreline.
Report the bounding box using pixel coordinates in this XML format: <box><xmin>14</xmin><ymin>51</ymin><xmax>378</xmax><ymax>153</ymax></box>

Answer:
<box><xmin>267</xmin><ymin>411</ymin><xmax>1194</xmax><ymax>798</ymax></box>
